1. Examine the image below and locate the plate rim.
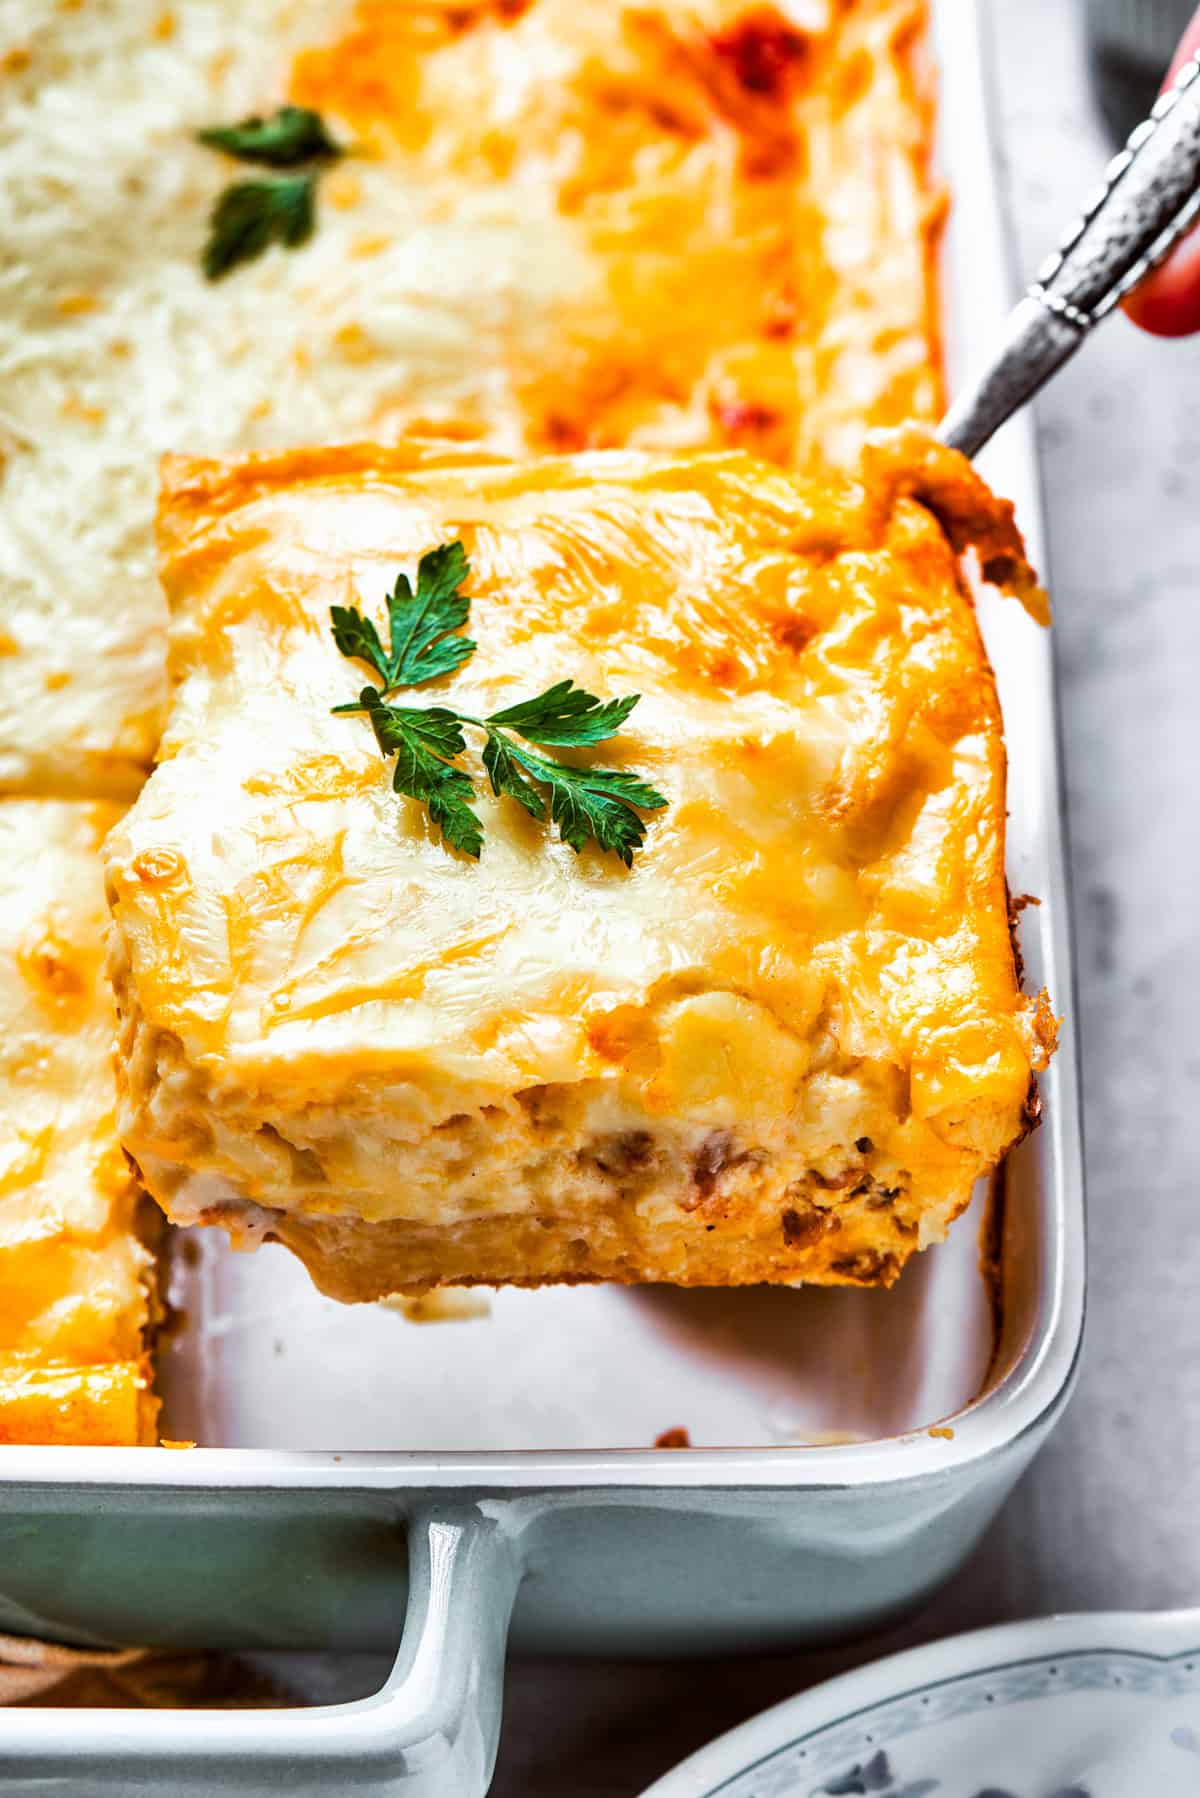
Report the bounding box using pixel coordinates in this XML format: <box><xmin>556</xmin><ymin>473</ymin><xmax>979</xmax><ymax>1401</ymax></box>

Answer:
<box><xmin>639</xmin><ymin>1608</ymin><xmax>1200</xmax><ymax>1797</ymax></box>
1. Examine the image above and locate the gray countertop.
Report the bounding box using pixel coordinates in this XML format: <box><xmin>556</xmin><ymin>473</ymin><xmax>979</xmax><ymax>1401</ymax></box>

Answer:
<box><xmin>488</xmin><ymin>1</ymin><xmax>1200</xmax><ymax>1789</ymax></box>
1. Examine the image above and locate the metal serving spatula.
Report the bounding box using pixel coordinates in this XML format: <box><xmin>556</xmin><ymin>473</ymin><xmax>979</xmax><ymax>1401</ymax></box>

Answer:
<box><xmin>940</xmin><ymin>47</ymin><xmax>1200</xmax><ymax>458</ymax></box>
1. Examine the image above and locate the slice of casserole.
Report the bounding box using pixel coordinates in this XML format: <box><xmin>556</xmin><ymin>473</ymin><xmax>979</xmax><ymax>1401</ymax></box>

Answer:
<box><xmin>106</xmin><ymin>430</ymin><xmax>1054</xmax><ymax>1301</ymax></box>
<box><xmin>0</xmin><ymin>801</ymin><xmax>157</xmax><ymax>1443</ymax></box>
<box><xmin>0</xmin><ymin>0</ymin><xmax>936</xmax><ymax>799</ymax></box>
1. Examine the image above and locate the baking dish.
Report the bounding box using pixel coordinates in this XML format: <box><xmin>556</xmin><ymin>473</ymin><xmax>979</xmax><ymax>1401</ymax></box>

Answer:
<box><xmin>0</xmin><ymin>2</ymin><xmax>1085</xmax><ymax>1791</ymax></box>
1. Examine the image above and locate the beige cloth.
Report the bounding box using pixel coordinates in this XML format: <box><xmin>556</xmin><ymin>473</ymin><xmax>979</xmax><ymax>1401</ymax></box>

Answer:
<box><xmin>0</xmin><ymin>1633</ymin><xmax>145</xmax><ymax>1704</ymax></box>
<box><xmin>0</xmin><ymin>1633</ymin><xmax>285</xmax><ymax>1709</ymax></box>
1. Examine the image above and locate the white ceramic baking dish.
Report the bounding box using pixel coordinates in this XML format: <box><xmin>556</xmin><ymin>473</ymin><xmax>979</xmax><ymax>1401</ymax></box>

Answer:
<box><xmin>0</xmin><ymin>3</ymin><xmax>1085</xmax><ymax>1791</ymax></box>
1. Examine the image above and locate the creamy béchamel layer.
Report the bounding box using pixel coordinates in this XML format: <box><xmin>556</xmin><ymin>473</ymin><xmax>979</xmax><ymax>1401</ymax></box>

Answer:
<box><xmin>106</xmin><ymin>430</ymin><xmax>1054</xmax><ymax>1300</ymax></box>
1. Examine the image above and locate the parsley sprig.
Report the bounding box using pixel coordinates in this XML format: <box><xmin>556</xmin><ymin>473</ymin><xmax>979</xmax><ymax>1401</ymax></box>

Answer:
<box><xmin>197</xmin><ymin>105</ymin><xmax>344</xmax><ymax>281</ymax></box>
<box><xmin>331</xmin><ymin>542</ymin><xmax>668</xmax><ymax>865</ymax></box>
<box><xmin>198</xmin><ymin>106</ymin><xmax>342</xmax><ymax>166</ymax></box>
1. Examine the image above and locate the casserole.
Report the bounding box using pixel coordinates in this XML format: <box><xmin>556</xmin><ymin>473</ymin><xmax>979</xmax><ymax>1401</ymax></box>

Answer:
<box><xmin>107</xmin><ymin>429</ymin><xmax>1050</xmax><ymax>1302</ymax></box>
<box><xmin>0</xmin><ymin>4</ymin><xmax>1084</xmax><ymax>1795</ymax></box>
<box><xmin>0</xmin><ymin>801</ymin><xmax>156</xmax><ymax>1445</ymax></box>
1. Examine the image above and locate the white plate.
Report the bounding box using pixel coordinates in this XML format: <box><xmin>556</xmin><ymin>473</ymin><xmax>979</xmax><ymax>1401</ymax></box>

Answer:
<box><xmin>641</xmin><ymin>1612</ymin><xmax>1200</xmax><ymax>1798</ymax></box>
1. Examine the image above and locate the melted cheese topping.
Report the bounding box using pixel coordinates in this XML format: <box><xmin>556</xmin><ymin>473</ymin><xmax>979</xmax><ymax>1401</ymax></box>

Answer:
<box><xmin>0</xmin><ymin>0</ymin><xmax>937</xmax><ymax>798</ymax></box>
<box><xmin>105</xmin><ymin>433</ymin><xmax>1052</xmax><ymax>1297</ymax></box>
<box><xmin>0</xmin><ymin>800</ymin><xmax>156</xmax><ymax>1443</ymax></box>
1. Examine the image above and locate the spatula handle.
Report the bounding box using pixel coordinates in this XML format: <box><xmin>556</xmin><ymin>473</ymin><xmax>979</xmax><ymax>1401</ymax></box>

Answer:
<box><xmin>940</xmin><ymin>49</ymin><xmax>1200</xmax><ymax>458</ymax></box>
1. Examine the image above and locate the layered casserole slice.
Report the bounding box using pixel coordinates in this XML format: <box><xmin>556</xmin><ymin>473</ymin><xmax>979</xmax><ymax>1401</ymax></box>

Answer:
<box><xmin>106</xmin><ymin>430</ymin><xmax>1054</xmax><ymax>1301</ymax></box>
<box><xmin>0</xmin><ymin>801</ymin><xmax>156</xmax><ymax>1443</ymax></box>
<box><xmin>0</xmin><ymin>0</ymin><xmax>936</xmax><ymax>800</ymax></box>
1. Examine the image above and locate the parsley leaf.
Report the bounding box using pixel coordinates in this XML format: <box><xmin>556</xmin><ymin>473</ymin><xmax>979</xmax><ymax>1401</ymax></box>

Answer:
<box><xmin>423</xmin><ymin>774</ymin><xmax>484</xmax><ymax>860</ymax></box>
<box><xmin>198</xmin><ymin>106</ymin><xmax>342</xmax><ymax>168</ymax></box>
<box><xmin>481</xmin><ymin>731</ymin><xmax>547</xmax><ymax>822</ymax></box>
<box><xmin>491</xmin><ymin>740</ymin><xmax>667</xmax><ymax>867</ymax></box>
<box><xmin>332</xmin><ymin>543</ymin><xmax>475</xmax><ymax>692</ymax></box>
<box><xmin>385</xmin><ymin>542</ymin><xmax>476</xmax><ymax>686</ymax></box>
<box><xmin>361</xmin><ymin>692</ymin><xmax>468</xmax><ymax>764</ymax></box>
<box><xmin>330</xmin><ymin>610</ymin><xmax>389</xmax><ymax>686</ymax></box>
<box><xmin>360</xmin><ymin>691</ymin><xmax>483</xmax><ymax>860</ymax></box>
<box><xmin>330</xmin><ymin>543</ymin><xmax>667</xmax><ymax>864</ymax></box>
<box><xmin>486</xmin><ymin>679</ymin><xmax>639</xmax><ymax>746</ymax></box>
<box><xmin>202</xmin><ymin>173</ymin><xmax>316</xmax><ymax>281</ymax></box>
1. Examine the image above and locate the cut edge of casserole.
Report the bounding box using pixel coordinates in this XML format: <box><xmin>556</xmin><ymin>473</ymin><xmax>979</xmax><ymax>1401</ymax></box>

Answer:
<box><xmin>105</xmin><ymin>428</ymin><xmax>1055</xmax><ymax>1302</ymax></box>
<box><xmin>0</xmin><ymin>800</ymin><xmax>159</xmax><ymax>1445</ymax></box>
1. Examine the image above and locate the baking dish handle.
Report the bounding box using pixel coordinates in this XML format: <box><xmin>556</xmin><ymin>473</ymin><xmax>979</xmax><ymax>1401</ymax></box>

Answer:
<box><xmin>0</xmin><ymin>1503</ymin><xmax>523</xmax><ymax>1797</ymax></box>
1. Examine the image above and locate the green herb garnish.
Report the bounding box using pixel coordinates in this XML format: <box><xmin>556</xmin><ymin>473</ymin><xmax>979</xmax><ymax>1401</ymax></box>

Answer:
<box><xmin>197</xmin><ymin>105</ymin><xmax>343</xmax><ymax>280</ymax></box>
<box><xmin>198</xmin><ymin>105</ymin><xmax>342</xmax><ymax>167</ymax></box>
<box><xmin>201</xmin><ymin>174</ymin><xmax>316</xmax><ymax>280</ymax></box>
<box><xmin>331</xmin><ymin>542</ymin><xmax>476</xmax><ymax>689</ymax></box>
<box><xmin>331</xmin><ymin>542</ymin><xmax>668</xmax><ymax>865</ymax></box>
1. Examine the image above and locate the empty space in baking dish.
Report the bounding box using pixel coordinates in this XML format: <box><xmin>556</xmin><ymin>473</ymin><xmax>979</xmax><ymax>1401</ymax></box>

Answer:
<box><xmin>155</xmin><ymin>0</ymin><xmax>1062</xmax><ymax>1458</ymax></box>
<box><xmin>156</xmin><ymin>1179</ymin><xmax>1001</xmax><ymax>1451</ymax></box>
